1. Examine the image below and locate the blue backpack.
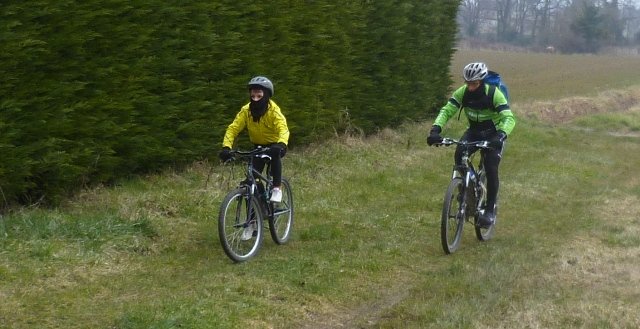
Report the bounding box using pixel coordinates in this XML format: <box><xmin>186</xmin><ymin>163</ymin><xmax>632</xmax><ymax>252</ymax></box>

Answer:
<box><xmin>457</xmin><ymin>71</ymin><xmax>510</xmax><ymax>120</ymax></box>
<box><xmin>484</xmin><ymin>70</ymin><xmax>509</xmax><ymax>104</ymax></box>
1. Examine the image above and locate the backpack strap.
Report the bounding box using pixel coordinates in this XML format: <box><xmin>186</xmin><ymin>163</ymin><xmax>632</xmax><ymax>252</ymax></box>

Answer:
<box><xmin>457</xmin><ymin>92</ymin><xmax>465</xmax><ymax>121</ymax></box>
<box><xmin>488</xmin><ymin>84</ymin><xmax>497</xmax><ymax>111</ymax></box>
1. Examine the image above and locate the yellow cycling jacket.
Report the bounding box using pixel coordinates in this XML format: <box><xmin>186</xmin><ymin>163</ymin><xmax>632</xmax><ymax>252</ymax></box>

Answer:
<box><xmin>222</xmin><ymin>100</ymin><xmax>290</xmax><ymax>148</ymax></box>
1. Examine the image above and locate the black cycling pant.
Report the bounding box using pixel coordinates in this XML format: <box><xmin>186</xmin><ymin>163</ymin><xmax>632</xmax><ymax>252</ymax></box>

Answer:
<box><xmin>454</xmin><ymin>129</ymin><xmax>504</xmax><ymax>212</ymax></box>
<box><xmin>253</xmin><ymin>145</ymin><xmax>285</xmax><ymax>187</ymax></box>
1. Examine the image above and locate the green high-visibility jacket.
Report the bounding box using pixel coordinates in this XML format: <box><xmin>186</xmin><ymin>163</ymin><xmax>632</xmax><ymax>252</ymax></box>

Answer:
<box><xmin>433</xmin><ymin>84</ymin><xmax>515</xmax><ymax>135</ymax></box>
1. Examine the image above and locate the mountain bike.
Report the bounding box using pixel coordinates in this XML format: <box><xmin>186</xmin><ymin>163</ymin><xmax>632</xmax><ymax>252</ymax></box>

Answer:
<box><xmin>218</xmin><ymin>147</ymin><xmax>294</xmax><ymax>262</ymax></box>
<box><xmin>434</xmin><ymin>138</ymin><xmax>496</xmax><ymax>254</ymax></box>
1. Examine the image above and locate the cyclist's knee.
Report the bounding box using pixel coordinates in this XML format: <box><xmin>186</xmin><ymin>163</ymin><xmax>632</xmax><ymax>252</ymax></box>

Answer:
<box><xmin>266</xmin><ymin>148</ymin><xmax>280</xmax><ymax>159</ymax></box>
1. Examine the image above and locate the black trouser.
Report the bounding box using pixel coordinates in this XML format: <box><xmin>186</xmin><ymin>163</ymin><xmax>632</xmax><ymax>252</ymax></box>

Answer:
<box><xmin>253</xmin><ymin>144</ymin><xmax>285</xmax><ymax>187</ymax></box>
<box><xmin>454</xmin><ymin>129</ymin><xmax>504</xmax><ymax>212</ymax></box>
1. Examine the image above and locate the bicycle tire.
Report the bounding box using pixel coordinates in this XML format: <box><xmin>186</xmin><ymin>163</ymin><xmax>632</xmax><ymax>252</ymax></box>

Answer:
<box><xmin>441</xmin><ymin>177</ymin><xmax>465</xmax><ymax>254</ymax></box>
<box><xmin>218</xmin><ymin>188</ymin><xmax>264</xmax><ymax>262</ymax></box>
<box><xmin>474</xmin><ymin>171</ymin><xmax>496</xmax><ymax>241</ymax></box>
<box><xmin>268</xmin><ymin>178</ymin><xmax>294</xmax><ymax>244</ymax></box>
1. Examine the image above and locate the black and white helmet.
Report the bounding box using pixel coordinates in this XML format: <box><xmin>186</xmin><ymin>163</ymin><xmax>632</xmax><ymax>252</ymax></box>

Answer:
<box><xmin>248</xmin><ymin>76</ymin><xmax>274</xmax><ymax>96</ymax></box>
<box><xmin>462</xmin><ymin>62</ymin><xmax>488</xmax><ymax>82</ymax></box>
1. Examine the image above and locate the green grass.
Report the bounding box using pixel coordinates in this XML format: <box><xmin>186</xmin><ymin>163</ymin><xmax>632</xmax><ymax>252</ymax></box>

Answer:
<box><xmin>2</xmin><ymin>50</ymin><xmax>640</xmax><ymax>328</ymax></box>
<box><xmin>573</xmin><ymin>109</ymin><xmax>640</xmax><ymax>134</ymax></box>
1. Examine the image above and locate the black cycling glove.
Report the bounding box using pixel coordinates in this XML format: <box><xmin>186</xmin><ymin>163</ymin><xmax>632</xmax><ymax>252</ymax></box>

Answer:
<box><xmin>489</xmin><ymin>131</ymin><xmax>507</xmax><ymax>149</ymax></box>
<box><xmin>219</xmin><ymin>147</ymin><xmax>232</xmax><ymax>162</ymax></box>
<box><xmin>427</xmin><ymin>125</ymin><xmax>443</xmax><ymax>146</ymax></box>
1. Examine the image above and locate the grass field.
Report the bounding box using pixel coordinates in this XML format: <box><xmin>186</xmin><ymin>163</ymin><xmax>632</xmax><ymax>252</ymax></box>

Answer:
<box><xmin>1</xmin><ymin>50</ymin><xmax>640</xmax><ymax>328</ymax></box>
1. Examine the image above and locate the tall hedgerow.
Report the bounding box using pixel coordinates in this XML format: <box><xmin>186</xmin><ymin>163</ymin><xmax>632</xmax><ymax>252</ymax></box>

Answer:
<box><xmin>0</xmin><ymin>1</ymin><xmax>459</xmax><ymax>205</ymax></box>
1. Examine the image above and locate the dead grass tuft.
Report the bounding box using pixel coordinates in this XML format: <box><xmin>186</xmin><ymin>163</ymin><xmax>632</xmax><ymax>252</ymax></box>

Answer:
<box><xmin>488</xmin><ymin>193</ymin><xmax>640</xmax><ymax>328</ymax></box>
<box><xmin>518</xmin><ymin>86</ymin><xmax>640</xmax><ymax>123</ymax></box>
<box><xmin>549</xmin><ymin>194</ymin><xmax>640</xmax><ymax>325</ymax></box>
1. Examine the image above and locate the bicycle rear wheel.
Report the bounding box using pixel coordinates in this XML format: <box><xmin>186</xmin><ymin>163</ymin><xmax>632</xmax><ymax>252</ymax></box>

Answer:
<box><xmin>474</xmin><ymin>171</ymin><xmax>496</xmax><ymax>241</ymax></box>
<box><xmin>268</xmin><ymin>178</ymin><xmax>294</xmax><ymax>244</ymax></box>
<box><xmin>218</xmin><ymin>188</ymin><xmax>264</xmax><ymax>262</ymax></box>
<box><xmin>441</xmin><ymin>177</ymin><xmax>465</xmax><ymax>254</ymax></box>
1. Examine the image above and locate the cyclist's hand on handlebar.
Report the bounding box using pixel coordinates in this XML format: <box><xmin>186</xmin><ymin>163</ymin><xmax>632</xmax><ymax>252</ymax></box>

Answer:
<box><xmin>427</xmin><ymin>135</ymin><xmax>443</xmax><ymax>146</ymax></box>
<box><xmin>427</xmin><ymin>125</ymin><xmax>443</xmax><ymax>146</ymax></box>
<box><xmin>219</xmin><ymin>147</ymin><xmax>233</xmax><ymax>162</ymax></box>
<box><xmin>489</xmin><ymin>131</ymin><xmax>507</xmax><ymax>149</ymax></box>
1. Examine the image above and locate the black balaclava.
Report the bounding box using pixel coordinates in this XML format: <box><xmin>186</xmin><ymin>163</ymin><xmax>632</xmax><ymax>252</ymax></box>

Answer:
<box><xmin>249</xmin><ymin>87</ymin><xmax>271</xmax><ymax>122</ymax></box>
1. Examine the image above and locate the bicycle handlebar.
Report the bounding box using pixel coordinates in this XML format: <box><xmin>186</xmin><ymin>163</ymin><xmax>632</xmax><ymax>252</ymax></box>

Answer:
<box><xmin>436</xmin><ymin>138</ymin><xmax>493</xmax><ymax>149</ymax></box>
<box><xmin>223</xmin><ymin>147</ymin><xmax>272</xmax><ymax>164</ymax></box>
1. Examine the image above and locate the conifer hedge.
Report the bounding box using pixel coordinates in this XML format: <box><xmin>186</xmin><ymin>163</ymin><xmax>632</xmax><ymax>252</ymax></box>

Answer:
<box><xmin>0</xmin><ymin>1</ymin><xmax>459</xmax><ymax>205</ymax></box>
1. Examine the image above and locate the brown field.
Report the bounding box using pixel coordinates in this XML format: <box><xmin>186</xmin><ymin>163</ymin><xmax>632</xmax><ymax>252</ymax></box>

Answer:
<box><xmin>451</xmin><ymin>49</ymin><xmax>640</xmax><ymax>103</ymax></box>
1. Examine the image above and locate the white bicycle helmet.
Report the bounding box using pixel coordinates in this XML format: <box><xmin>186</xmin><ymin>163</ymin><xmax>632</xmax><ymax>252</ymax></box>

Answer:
<box><xmin>248</xmin><ymin>76</ymin><xmax>274</xmax><ymax>96</ymax></box>
<box><xmin>462</xmin><ymin>62</ymin><xmax>488</xmax><ymax>82</ymax></box>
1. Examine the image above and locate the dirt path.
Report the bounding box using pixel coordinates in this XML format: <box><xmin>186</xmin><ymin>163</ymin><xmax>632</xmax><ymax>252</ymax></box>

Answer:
<box><xmin>300</xmin><ymin>281</ymin><xmax>412</xmax><ymax>329</ymax></box>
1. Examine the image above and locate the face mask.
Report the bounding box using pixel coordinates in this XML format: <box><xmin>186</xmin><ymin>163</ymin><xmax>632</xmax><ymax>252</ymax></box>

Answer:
<box><xmin>249</xmin><ymin>97</ymin><xmax>269</xmax><ymax>122</ymax></box>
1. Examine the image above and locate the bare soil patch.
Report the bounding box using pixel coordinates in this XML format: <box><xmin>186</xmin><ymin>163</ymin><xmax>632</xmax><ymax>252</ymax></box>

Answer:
<box><xmin>299</xmin><ymin>275</ymin><xmax>414</xmax><ymax>329</ymax></box>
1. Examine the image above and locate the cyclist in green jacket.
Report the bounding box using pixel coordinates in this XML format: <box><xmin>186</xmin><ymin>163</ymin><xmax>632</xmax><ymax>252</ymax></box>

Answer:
<box><xmin>219</xmin><ymin>76</ymin><xmax>290</xmax><ymax>203</ymax></box>
<box><xmin>427</xmin><ymin>62</ymin><xmax>516</xmax><ymax>228</ymax></box>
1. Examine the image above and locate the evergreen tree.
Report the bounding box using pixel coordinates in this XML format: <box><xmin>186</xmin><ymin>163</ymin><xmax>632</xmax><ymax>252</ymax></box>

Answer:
<box><xmin>0</xmin><ymin>1</ymin><xmax>459</xmax><ymax>206</ymax></box>
<box><xmin>571</xmin><ymin>3</ymin><xmax>607</xmax><ymax>53</ymax></box>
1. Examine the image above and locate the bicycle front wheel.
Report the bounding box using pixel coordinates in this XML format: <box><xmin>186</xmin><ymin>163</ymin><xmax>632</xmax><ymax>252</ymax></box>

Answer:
<box><xmin>218</xmin><ymin>188</ymin><xmax>264</xmax><ymax>262</ymax></box>
<box><xmin>441</xmin><ymin>177</ymin><xmax>465</xmax><ymax>254</ymax></box>
<box><xmin>268</xmin><ymin>178</ymin><xmax>294</xmax><ymax>244</ymax></box>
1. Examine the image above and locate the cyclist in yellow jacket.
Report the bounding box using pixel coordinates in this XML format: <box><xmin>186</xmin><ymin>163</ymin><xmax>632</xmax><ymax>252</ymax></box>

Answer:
<box><xmin>219</xmin><ymin>76</ymin><xmax>290</xmax><ymax>203</ymax></box>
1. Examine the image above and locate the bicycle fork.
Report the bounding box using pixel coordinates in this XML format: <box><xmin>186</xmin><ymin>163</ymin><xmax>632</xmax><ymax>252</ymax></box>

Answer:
<box><xmin>451</xmin><ymin>169</ymin><xmax>471</xmax><ymax>221</ymax></box>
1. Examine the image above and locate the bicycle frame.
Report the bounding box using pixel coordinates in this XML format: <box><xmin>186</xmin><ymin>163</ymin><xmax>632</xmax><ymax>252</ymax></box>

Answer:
<box><xmin>436</xmin><ymin>137</ymin><xmax>495</xmax><ymax>254</ymax></box>
<box><xmin>451</xmin><ymin>143</ymin><xmax>488</xmax><ymax>218</ymax></box>
<box><xmin>234</xmin><ymin>148</ymin><xmax>275</xmax><ymax>216</ymax></box>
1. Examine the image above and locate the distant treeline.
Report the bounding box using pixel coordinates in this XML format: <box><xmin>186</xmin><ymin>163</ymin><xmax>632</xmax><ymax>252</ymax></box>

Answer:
<box><xmin>458</xmin><ymin>0</ymin><xmax>640</xmax><ymax>54</ymax></box>
<box><xmin>0</xmin><ymin>1</ymin><xmax>459</xmax><ymax>206</ymax></box>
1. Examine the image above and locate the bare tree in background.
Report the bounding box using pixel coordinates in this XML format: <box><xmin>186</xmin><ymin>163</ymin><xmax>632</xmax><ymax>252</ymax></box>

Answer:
<box><xmin>533</xmin><ymin>0</ymin><xmax>566</xmax><ymax>45</ymax></box>
<box><xmin>459</xmin><ymin>0</ymin><xmax>483</xmax><ymax>37</ymax></box>
<box><xmin>457</xmin><ymin>0</ymin><xmax>640</xmax><ymax>53</ymax></box>
<box><xmin>513</xmin><ymin>0</ymin><xmax>536</xmax><ymax>39</ymax></box>
<box><xmin>496</xmin><ymin>0</ymin><xmax>515</xmax><ymax>41</ymax></box>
